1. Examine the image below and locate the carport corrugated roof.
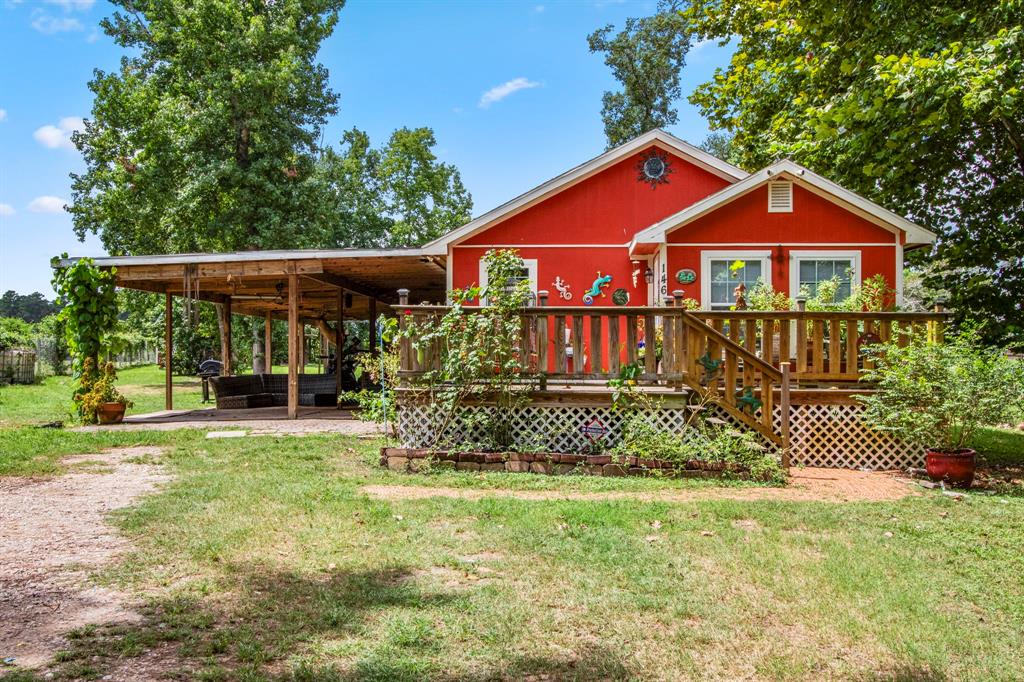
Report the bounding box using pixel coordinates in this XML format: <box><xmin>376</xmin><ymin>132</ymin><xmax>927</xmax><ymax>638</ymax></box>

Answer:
<box><xmin>58</xmin><ymin>248</ymin><xmax>447</xmax><ymax>320</ymax></box>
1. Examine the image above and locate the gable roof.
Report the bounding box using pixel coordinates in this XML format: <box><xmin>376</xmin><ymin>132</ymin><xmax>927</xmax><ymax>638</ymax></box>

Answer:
<box><xmin>630</xmin><ymin>159</ymin><xmax>937</xmax><ymax>250</ymax></box>
<box><xmin>420</xmin><ymin>129</ymin><xmax>748</xmax><ymax>255</ymax></box>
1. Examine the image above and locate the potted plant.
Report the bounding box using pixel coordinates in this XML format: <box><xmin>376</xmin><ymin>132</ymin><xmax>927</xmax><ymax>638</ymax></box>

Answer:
<box><xmin>53</xmin><ymin>255</ymin><xmax>123</xmax><ymax>425</ymax></box>
<box><xmin>858</xmin><ymin>331</ymin><xmax>1024</xmax><ymax>488</ymax></box>
<box><xmin>77</xmin><ymin>359</ymin><xmax>134</xmax><ymax>425</ymax></box>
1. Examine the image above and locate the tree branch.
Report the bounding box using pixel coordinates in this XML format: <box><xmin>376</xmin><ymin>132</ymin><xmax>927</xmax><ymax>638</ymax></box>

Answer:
<box><xmin>998</xmin><ymin>115</ymin><xmax>1024</xmax><ymax>176</ymax></box>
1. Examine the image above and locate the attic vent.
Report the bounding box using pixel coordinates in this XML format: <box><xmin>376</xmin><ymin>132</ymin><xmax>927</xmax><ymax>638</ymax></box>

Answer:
<box><xmin>768</xmin><ymin>181</ymin><xmax>793</xmax><ymax>212</ymax></box>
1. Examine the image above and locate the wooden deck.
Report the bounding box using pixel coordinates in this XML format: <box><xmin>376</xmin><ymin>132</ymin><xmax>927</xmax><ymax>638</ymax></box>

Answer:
<box><xmin>394</xmin><ymin>301</ymin><xmax>947</xmax><ymax>457</ymax></box>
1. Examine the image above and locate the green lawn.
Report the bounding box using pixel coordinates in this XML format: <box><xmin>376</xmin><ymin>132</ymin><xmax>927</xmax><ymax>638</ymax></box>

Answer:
<box><xmin>1</xmin><ymin>372</ymin><xmax>1023</xmax><ymax>679</ymax></box>
<box><xmin>0</xmin><ymin>363</ymin><xmax>327</xmax><ymax>429</ymax></box>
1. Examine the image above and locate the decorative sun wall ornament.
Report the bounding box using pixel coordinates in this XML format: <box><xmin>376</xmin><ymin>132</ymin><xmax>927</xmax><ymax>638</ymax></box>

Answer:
<box><xmin>552</xmin><ymin>276</ymin><xmax>573</xmax><ymax>300</ymax></box>
<box><xmin>582</xmin><ymin>272</ymin><xmax>613</xmax><ymax>305</ymax></box>
<box><xmin>612</xmin><ymin>288</ymin><xmax>630</xmax><ymax>306</ymax></box>
<box><xmin>637</xmin><ymin>149</ymin><xmax>673</xmax><ymax>188</ymax></box>
<box><xmin>675</xmin><ymin>268</ymin><xmax>697</xmax><ymax>285</ymax></box>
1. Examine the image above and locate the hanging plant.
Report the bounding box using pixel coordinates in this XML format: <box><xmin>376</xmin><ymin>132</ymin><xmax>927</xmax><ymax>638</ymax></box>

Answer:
<box><xmin>52</xmin><ymin>255</ymin><xmax>122</xmax><ymax>423</ymax></box>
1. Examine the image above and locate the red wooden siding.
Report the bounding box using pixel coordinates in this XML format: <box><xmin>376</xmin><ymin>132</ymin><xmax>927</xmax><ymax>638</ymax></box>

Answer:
<box><xmin>450</xmin><ymin>151</ymin><xmax>905</xmax><ymax>315</ymax></box>
<box><xmin>665</xmin><ymin>185</ymin><xmax>899</xmax><ymax>244</ymax></box>
<box><xmin>452</xmin><ymin>246</ymin><xmax>644</xmax><ymax>308</ymax></box>
<box><xmin>459</xmin><ymin>148</ymin><xmax>731</xmax><ymax>246</ymax></box>
<box><xmin>664</xmin><ymin>184</ymin><xmax>898</xmax><ymax>299</ymax></box>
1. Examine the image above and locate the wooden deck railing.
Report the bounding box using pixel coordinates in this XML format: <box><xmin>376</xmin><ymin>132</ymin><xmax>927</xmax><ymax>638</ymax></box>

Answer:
<box><xmin>690</xmin><ymin>309</ymin><xmax>948</xmax><ymax>382</ymax></box>
<box><xmin>394</xmin><ymin>298</ymin><xmax>792</xmax><ymax>446</ymax></box>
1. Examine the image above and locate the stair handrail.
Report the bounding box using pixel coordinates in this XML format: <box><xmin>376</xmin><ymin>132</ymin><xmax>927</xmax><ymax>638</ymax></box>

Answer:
<box><xmin>680</xmin><ymin>310</ymin><xmax>783</xmax><ymax>381</ymax></box>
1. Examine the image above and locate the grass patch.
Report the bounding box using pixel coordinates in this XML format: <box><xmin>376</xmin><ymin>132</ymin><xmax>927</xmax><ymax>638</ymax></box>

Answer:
<box><xmin>6</xmin><ymin>432</ymin><xmax>1018</xmax><ymax>680</ymax></box>
<box><xmin>0</xmin><ymin>365</ymin><xmax>206</xmax><ymax>429</ymax></box>
<box><xmin>2</xmin><ymin>371</ymin><xmax>1023</xmax><ymax>678</ymax></box>
<box><xmin>0</xmin><ymin>427</ymin><xmax>200</xmax><ymax>477</ymax></box>
<box><xmin>974</xmin><ymin>426</ymin><xmax>1024</xmax><ymax>468</ymax></box>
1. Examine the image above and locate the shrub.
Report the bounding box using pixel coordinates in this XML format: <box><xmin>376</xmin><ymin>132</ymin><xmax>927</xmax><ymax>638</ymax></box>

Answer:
<box><xmin>76</xmin><ymin>359</ymin><xmax>134</xmax><ymax>423</ymax></box>
<box><xmin>609</xmin><ymin>362</ymin><xmax>786</xmax><ymax>483</ymax></box>
<box><xmin>858</xmin><ymin>331</ymin><xmax>1024</xmax><ymax>451</ymax></box>
<box><xmin>746</xmin><ymin>281</ymin><xmax>794</xmax><ymax>311</ymax></box>
<box><xmin>802</xmin><ymin>273</ymin><xmax>895</xmax><ymax>312</ymax></box>
<box><xmin>0</xmin><ymin>316</ymin><xmax>34</xmax><ymax>350</ymax></box>
<box><xmin>341</xmin><ymin>318</ymin><xmax>399</xmax><ymax>435</ymax></box>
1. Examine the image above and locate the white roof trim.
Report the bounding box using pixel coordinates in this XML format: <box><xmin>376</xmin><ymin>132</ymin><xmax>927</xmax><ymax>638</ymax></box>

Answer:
<box><xmin>55</xmin><ymin>247</ymin><xmax>433</xmax><ymax>268</ymax></box>
<box><xmin>631</xmin><ymin>159</ymin><xmax>937</xmax><ymax>249</ymax></box>
<box><xmin>420</xmin><ymin>129</ymin><xmax>747</xmax><ymax>255</ymax></box>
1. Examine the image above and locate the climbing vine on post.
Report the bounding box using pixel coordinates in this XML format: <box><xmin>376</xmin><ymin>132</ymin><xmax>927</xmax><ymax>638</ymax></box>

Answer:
<box><xmin>403</xmin><ymin>248</ymin><xmax>536</xmax><ymax>450</ymax></box>
<box><xmin>51</xmin><ymin>255</ymin><xmax>121</xmax><ymax>423</ymax></box>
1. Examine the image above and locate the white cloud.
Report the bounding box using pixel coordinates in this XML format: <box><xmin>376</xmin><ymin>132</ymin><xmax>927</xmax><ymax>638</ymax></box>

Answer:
<box><xmin>479</xmin><ymin>77</ymin><xmax>541</xmax><ymax>109</ymax></box>
<box><xmin>0</xmin><ymin>203</ymin><xmax>15</xmax><ymax>217</ymax></box>
<box><xmin>31</xmin><ymin>14</ymin><xmax>83</xmax><ymax>34</ymax></box>
<box><xmin>33</xmin><ymin>116</ymin><xmax>84</xmax><ymax>150</ymax></box>
<box><xmin>28</xmin><ymin>196</ymin><xmax>68</xmax><ymax>214</ymax></box>
<box><xmin>45</xmin><ymin>0</ymin><xmax>95</xmax><ymax>9</ymax></box>
<box><xmin>692</xmin><ymin>37</ymin><xmax>715</xmax><ymax>52</ymax></box>
<box><xmin>0</xmin><ymin>109</ymin><xmax>6</xmax><ymax>122</ymax></box>
<box><xmin>533</xmin><ymin>5</ymin><xmax>545</xmax><ymax>12</ymax></box>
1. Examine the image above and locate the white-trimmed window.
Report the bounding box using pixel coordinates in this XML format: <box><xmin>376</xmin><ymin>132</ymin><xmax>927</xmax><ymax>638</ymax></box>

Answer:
<box><xmin>478</xmin><ymin>257</ymin><xmax>537</xmax><ymax>305</ymax></box>
<box><xmin>700</xmin><ymin>250</ymin><xmax>772</xmax><ymax>310</ymax></box>
<box><xmin>789</xmin><ymin>250</ymin><xmax>861</xmax><ymax>301</ymax></box>
<box><xmin>768</xmin><ymin>181</ymin><xmax>793</xmax><ymax>212</ymax></box>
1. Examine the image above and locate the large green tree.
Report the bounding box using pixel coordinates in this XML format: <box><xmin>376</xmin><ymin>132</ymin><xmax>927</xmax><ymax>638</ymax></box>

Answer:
<box><xmin>315</xmin><ymin>127</ymin><xmax>472</xmax><ymax>247</ymax></box>
<box><xmin>683</xmin><ymin>0</ymin><xmax>1024</xmax><ymax>344</ymax></box>
<box><xmin>70</xmin><ymin>0</ymin><xmax>344</xmax><ymax>254</ymax></box>
<box><xmin>588</xmin><ymin>0</ymin><xmax>691</xmax><ymax>148</ymax></box>
<box><xmin>0</xmin><ymin>291</ymin><xmax>59</xmax><ymax>323</ymax></box>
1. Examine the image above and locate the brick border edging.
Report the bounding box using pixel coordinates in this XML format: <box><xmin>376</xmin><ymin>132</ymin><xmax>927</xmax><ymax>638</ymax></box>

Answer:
<box><xmin>379</xmin><ymin>447</ymin><xmax>745</xmax><ymax>478</ymax></box>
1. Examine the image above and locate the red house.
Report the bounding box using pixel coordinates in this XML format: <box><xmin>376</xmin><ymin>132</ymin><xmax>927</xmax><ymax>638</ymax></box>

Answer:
<box><xmin>421</xmin><ymin>129</ymin><xmax>935</xmax><ymax>310</ymax></box>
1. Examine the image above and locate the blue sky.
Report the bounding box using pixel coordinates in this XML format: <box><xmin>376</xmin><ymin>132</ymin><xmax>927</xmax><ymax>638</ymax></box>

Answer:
<box><xmin>0</xmin><ymin>0</ymin><xmax>734</xmax><ymax>297</ymax></box>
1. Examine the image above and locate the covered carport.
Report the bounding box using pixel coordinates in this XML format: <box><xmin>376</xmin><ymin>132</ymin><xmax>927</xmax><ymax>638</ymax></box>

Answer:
<box><xmin>58</xmin><ymin>248</ymin><xmax>446</xmax><ymax>418</ymax></box>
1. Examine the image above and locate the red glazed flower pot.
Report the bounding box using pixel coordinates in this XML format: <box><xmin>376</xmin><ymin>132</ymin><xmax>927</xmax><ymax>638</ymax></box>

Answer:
<box><xmin>97</xmin><ymin>402</ymin><xmax>126</xmax><ymax>425</ymax></box>
<box><xmin>925</xmin><ymin>448</ymin><xmax>976</xmax><ymax>489</ymax></box>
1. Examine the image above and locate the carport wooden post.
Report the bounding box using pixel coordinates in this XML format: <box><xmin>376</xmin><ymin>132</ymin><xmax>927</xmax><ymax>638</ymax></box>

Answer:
<box><xmin>287</xmin><ymin>272</ymin><xmax>299</xmax><ymax>419</ymax></box>
<box><xmin>368</xmin><ymin>298</ymin><xmax>378</xmax><ymax>356</ymax></box>
<box><xmin>264</xmin><ymin>312</ymin><xmax>272</xmax><ymax>374</ymax></box>
<box><xmin>164</xmin><ymin>292</ymin><xmax>173</xmax><ymax>410</ymax></box>
<box><xmin>220</xmin><ymin>298</ymin><xmax>233</xmax><ymax>376</ymax></box>
<box><xmin>335</xmin><ymin>289</ymin><xmax>344</xmax><ymax>396</ymax></box>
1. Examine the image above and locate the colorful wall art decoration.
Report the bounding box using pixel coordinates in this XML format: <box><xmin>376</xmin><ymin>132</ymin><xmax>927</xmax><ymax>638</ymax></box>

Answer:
<box><xmin>552</xmin><ymin>276</ymin><xmax>572</xmax><ymax>300</ymax></box>
<box><xmin>582</xmin><ymin>272</ymin><xmax>613</xmax><ymax>305</ymax></box>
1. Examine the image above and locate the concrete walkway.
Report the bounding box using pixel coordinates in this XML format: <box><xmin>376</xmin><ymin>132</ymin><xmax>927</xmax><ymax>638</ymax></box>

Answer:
<box><xmin>75</xmin><ymin>406</ymin><xmax>383</xmax><ymax>436</ymax></box>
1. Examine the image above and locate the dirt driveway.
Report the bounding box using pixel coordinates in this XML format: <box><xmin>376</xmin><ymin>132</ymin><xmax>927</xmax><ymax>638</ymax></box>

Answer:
<box><xmin>0</xmin><ymin>447</ymin><xmax>168</xmax><ymax>671</ymax></box>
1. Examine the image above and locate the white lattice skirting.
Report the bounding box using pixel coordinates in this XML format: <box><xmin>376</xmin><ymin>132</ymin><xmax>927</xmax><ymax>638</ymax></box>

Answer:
<box><xmin>782</xmin><ymin>403</ymin><xmax>923</xmax><ymax>470</ymax></box>
<box><xmin>396</xmin><ymin>402</ymin><xmax>924</xmax><ymax>471</ymax></box>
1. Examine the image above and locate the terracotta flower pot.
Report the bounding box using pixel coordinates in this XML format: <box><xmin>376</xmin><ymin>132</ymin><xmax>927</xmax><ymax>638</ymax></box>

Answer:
<box><xmin>97</xmin><ymin>401</ymin><xmax>127</xmax><ymax>425</ymax></box>
<box><xmin>925</xmin><ymin>448</ymin><xmax>976</xmax><ymax>489</ymax></box>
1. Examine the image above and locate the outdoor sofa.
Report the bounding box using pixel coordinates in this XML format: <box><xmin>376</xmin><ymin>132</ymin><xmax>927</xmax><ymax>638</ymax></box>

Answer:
<box><xmin>209</xmin><ymin>373</ymin><xmax>338</xmax><ymax>409</ymax></box>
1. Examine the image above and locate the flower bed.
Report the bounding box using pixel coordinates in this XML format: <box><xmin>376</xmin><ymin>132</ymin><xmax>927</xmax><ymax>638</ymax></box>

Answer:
<box><xmin>379</xmin><ymin>447</ymin><xmax>748</xmax><ymax>478</ymax></box>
